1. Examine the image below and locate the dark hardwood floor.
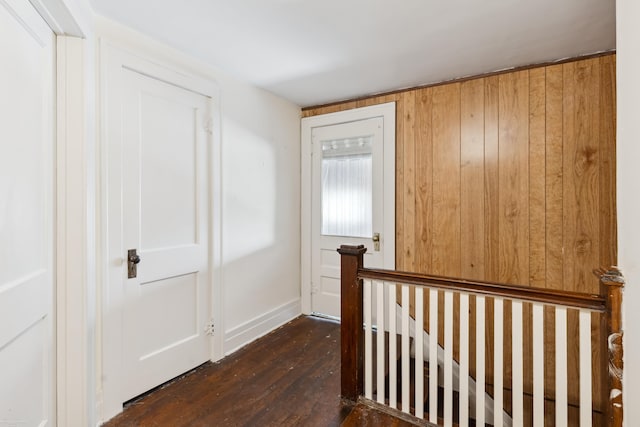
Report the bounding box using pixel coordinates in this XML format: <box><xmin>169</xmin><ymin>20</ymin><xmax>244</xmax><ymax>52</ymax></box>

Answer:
<box><xmin>104</xmin><ymin>316</ymin><xmax>357</xmax><ymax>426</ymax></box>
<box><xmin>101</xmin><ymin>314</ymin><xmax>597</xmax><ymax>426</ymax></box>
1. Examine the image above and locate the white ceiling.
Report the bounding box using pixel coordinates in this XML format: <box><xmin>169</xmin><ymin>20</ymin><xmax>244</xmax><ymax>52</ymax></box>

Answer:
<box><xmin>90</xmin><ymin>0</ymin><xmax>616</xmax><ymax>107</ymax></box>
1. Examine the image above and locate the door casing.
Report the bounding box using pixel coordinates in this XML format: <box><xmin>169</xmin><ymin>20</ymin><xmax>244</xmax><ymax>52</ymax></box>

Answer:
<box><xmin>301</xmin><ymin>102</ymin><xmax>396</xmax><ymax>315</ymax></box>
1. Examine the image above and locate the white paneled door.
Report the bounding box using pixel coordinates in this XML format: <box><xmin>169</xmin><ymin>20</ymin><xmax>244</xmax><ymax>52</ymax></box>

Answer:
<box><xmin>303</xmin><ymin>104</ymin><xmax>395</xmax><ymax>318</ymax></box>
<box><xmin>105</xmin><ymin>48</ymin><xmax>213</xmax><ymax>408</ymax></box>
<box><xmin>0</xmin><ymin>0</ymin><xmax>55</xmax><ymax>425</ymax></box>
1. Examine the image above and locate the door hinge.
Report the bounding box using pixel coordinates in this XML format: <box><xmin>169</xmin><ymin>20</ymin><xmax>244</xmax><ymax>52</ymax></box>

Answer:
<box><xmin>203</xmin><ymin>117</ymin><xmax>213</xmax><ymax>135</ymax></box>
<box><xmin>205</xmin><ymin>319</ymin><xmax>215</xmax><ymax>336</ymax></box>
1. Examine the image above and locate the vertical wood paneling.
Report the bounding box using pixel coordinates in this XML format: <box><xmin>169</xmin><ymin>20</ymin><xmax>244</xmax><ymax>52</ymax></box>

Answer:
<box><xmin>529</xmin><ymin>68</ymin><xmax>547</xmax><ymax>288</ymax></box>
<box><xmin>396</xmin><ymin>92</ymin><xmax>406</xmax><ymax>270</ymax></box>
<box><xmin>563</xmin><ymin>58</ymin><xmax>601</xmax><ymax>295</ymax></box>
<box><xmin>461</xmin><ymin>79</ymin><xmax>486</xmax><ymax>280</ymax></box>
<box><xmin>484</xmin><ymin>76</ymin><xmax>500</xmax><ymax>283</ymax></box>
<box><xmin>402</xmin><ymin>91</ymin><xmax>417</xmax><ymax>272</ymax></box>
<box><xmin>301</xmin><ymin>53</ymin><xmax>617</xmax><ymax>415</ymax></box>
<box><xmin>598</xmin><ymin>55</ymin><xmax>617</xmax><ymax>269</ymax></box>
<box><xmin>498</xmin><ymin>70</ymin><xmax>530</xmax><ymax>285</ymax></box>
<box><xmin>432</xmin><ymin>84</ymin><xmax>461</xmax><ymax>277</ymax></box>
<box><xmin>415</xmin><ymin>88</ymin><xmax>433</xmax><ymax>276</ymax></box>
<box><xmin>545</xmin><ymin>65</ymin><xmax>564</xmax><ymax>290</ymax></box>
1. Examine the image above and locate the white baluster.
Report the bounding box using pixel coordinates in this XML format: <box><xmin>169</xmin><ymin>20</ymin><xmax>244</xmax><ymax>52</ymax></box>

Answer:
<box><xmin>402</xmin><ymin>285</ymin><xmax>410</xmax><ymax>413</ymax></box>
<box><xmin>459</xmin><ymin>293</ymin><xmax>469</xmax><ymax>427</ymax></box>
<box><xmin>415</xmin><ymin>287</ymin><xmax>424</xmax><ymax>418</ymax></box>
<box><xmin>364</xmin><ymin>279</ymin><xmax>372</xmax><ymax>400</ymax></box>
<box><xmin>376</xmin><ymin>280</ymin><xmax>385</xmax><ymax>405</ymax></box>
<box><xmin>512</xmin><ymin>300</ymin><xmax>524</xmax><ymax>426</ymax></box>
<box><xmin>429</xmin><ymin>289</ymin><xmax>439</xmax><ymax>423</ymax></box>
<box><xmin>388</xmin><ymin>282</ymin><xmax>397</xmax><ymax>409</ymax></box>
<box><xmin>532</xmin><ymin>303</ymin><xmax>544</xmax><ymax>427</ymax></box>
<box><xmin>579</xmin><ymin>310</ymin><xmax>592</xmax><ymax>427</ymax></box>
<box><xmin>494</xmin><ymin>298</ymin><xmax>504</xmax><ymax>427</ymax></box>
<box><xmin>444</xmin><ymin>291</ymin><xmax>453</xmax><ymax>427</ymax></box>
<box><xmin>556</xmin><ymin>307</ymin><xmax>568</xmax><ymax>426</ymax></box>
<box><xmin>476</xmin><ymin>296</ymin><xmax>486</xmax><ymax>427</ymax></box>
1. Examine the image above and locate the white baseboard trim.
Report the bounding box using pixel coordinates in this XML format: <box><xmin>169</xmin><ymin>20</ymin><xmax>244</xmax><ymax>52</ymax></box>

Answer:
<box><xmin>224</xmin><ymin>298</ymin><xmax>301</xmax><ymax>355</ymax></box>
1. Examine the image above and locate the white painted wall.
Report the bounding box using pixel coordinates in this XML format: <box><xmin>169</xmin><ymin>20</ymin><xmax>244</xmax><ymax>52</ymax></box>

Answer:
<box><xmin>221</xmin><ymin>75</ymin><xmax>302</xmax><ymax>353</ymax></box>
<box><xmin>617</xmin><ymin>1</ymin><xmax>639</xmax><ymax>426</ymax></box>
<box><xmin>94</xmin><ymin>16</ymin><xmax>301</xmax><ymax>370</ymax></box>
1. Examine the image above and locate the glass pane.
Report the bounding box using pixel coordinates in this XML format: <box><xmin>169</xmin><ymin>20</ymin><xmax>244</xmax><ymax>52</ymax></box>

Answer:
<box><xmin>321</xmin><ymin>136</ymin><xmax>373</xmax><ymax>238</ymax></box>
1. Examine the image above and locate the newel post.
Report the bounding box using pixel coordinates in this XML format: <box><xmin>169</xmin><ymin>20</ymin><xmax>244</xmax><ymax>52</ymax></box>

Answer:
<box><xmin>338</xmin><ymin>244</ymin><xmax>367</xmax><ymax>403</ymax></box>
<box><xmin>596</xmin><ymin>267</ymin><xmax>624</xmax><ymax>427</ymax></box>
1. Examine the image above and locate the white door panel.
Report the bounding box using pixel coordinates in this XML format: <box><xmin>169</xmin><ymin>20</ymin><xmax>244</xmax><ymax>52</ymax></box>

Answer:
<box><xmin>308</xmin><ymin>110</ymin><xmax>394</xmax><ymax>318</ymax></box>
<box><xmin>111</xmin><ymin>65</ymin><xmax>211</xmax><ymax>402</ymax></box>
<box><xmin>0</xmin><ymin>0</ymin><xmax>55</xmax><ymax>425</ymax></box>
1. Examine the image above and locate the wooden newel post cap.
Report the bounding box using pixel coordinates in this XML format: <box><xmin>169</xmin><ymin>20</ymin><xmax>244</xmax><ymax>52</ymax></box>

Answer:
<box><xmin>594</xmin><ymin>266</ymin><xmax>625</xmax><ymax>288</ymax></box>
<box><xmin>337</xmin><ymin>245</ymin><xmax>367</xmax><ymax>256</ymax></box>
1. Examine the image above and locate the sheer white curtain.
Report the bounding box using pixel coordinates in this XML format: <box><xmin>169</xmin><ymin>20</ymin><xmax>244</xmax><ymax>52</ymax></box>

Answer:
<box><xmin>321</xmin><ymin>137</ymin><xmax>373</xmax><ymax>238</ymax></box>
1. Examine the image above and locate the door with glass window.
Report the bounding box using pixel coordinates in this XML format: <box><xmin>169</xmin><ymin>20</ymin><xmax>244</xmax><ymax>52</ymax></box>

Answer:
<box><xmin>311</xmin><ymin>117</ymin><xmax>386</xmax><ymax>317</ymax></box>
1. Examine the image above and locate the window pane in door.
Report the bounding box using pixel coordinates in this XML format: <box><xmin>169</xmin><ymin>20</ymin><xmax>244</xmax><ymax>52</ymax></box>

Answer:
<box><xmin>321</xmin><ymin>136</ymin><xmax>373</xmax><ymax>238</ymax></box>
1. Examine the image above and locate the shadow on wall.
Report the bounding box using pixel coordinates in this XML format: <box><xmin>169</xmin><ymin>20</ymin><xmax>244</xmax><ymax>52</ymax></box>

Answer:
<box><xmin>220</xmin><ymin>109</ymin><xmax>301</xmax><ymax>338</ymax></box>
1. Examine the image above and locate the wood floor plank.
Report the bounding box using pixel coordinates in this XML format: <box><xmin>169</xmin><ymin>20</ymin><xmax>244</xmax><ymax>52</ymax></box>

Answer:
<box><xmin>104</xmin><ymin>316</ymin><xmax>349</xmax><ymax>427</ymax></box>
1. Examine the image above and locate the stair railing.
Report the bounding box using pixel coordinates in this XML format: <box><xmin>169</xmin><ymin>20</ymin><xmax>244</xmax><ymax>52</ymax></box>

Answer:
<box><xmin>338</xmin><ymin>244</ymin><xmax>623</xmax><ymax>427</ymax></box>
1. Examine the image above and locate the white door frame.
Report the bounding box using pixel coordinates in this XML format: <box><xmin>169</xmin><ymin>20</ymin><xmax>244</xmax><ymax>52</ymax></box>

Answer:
<box><xmin>98</xmin><ymin>40</ymin><xmax>223</xmax><ymax>420</ymax></box>
<box><xmin>301</xmin><ymin>102</ymin><xmax>396</xmax><ymax>315</ymax></box>
<box><xmin>23</xmin><ymin>1</ymin><xmax>91</xmax><ymax>425</ymax></box>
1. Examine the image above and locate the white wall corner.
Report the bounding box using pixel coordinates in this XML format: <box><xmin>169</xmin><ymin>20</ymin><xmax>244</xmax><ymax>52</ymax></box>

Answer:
<box><xmin>224</xmin><ymin>299</ymin><xmax>302</xmax><ymax>355</ymax></box>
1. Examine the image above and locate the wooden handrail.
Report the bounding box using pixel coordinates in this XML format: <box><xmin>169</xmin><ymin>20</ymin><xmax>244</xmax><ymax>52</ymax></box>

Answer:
<box><xmin>338</xmin><ymin>244</ymin><xmax>625</xmax><ymax>425</ymax></box>
<box><xmin>358</xmin><ymin>268</ymin><xmax>606</xmax><ymax>311</ymax></box>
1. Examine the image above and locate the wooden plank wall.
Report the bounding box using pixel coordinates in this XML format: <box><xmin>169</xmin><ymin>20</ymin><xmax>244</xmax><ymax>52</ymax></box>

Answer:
<box><xmin>302</xmin><ymin>54</ymin><xmax>617</xmax><ymax>411</ymax></box>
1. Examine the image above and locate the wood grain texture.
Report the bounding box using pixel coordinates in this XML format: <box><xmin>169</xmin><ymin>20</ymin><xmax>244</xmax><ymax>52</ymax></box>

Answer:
<box><xmin>415</xmin><ymin>88</ymin><xmax>433</xmax><ymax>280</ymax></box>
<box><xmin>104</xmin><ymin>316</ymin><xmax>352</xmax><ymax>427</ymax></box>
<box><xmin>545</xmin><ymin>64</ymin><xmax>564</xmax><ymax>291</ymax></box>
<box><xmin>529</xmin><ymin>68</ymin><xmax>547</xmax><ymax>288</ymax></box>
<box><xmin>396</xmin><ymin>93</ymin><xmax>406</xmax><ymax>271</ymax></box>
<box><xmin>302</xmin><ymin>53</ymin><xmax>617</xmax><ymax>411</ymax></box>
<box><xmin>498</xmin><ymin>70</ymin><xmax>530</xmax><ymax>285</ymax></box>
<box><xmin>484</xmin><ymin>75</ymin><xmax>500</xmax><ymax>284</ymax></box>
<box><xmin>461</xmin><ymin>78</ymin><xmax>486</xmax><ymax>281</ymax></box>
<box><xmin>402</xmin><ymin>91</ymin><xmax>417</xmax><ymax>272</ymax></box>
<box><xmin>598</xmin><ymin>55</ymin><xmax>617</xmax><ymax>271</ymax></box>
<box><xmin>431</xmin><ymin>83</ymin><xmax>461</xmax><ymax>278</ymax></box>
